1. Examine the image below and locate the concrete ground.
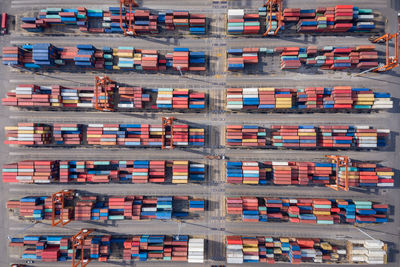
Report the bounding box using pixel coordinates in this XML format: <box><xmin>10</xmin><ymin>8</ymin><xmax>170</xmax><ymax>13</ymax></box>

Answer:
<box><xmin>0</xmin><ymin>0</ymin><xmax>400</xmax><ymax>266</ymax></box>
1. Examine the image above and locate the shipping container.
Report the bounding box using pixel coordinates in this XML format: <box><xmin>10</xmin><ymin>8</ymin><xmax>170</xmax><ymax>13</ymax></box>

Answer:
<box><xmin>21</xmin><ymin>7</ymin><xmax>206</xmax><ymax>35</ymax></box>
<box><xmin>7</xmin><ymin>194</ymin><xmax>205</xmax><ymax>222</ymax></box>
<box><xmin>226</xmin><ymin>87</ymin><xmax>392</xmax><ymax>111</ymax></box>
<box><xmin>2</xmin><ymin>83</ymin><xmax>206</xmax><ymax>111</ymax></box>
<box><xmin>9</xmin><ymin>234</ymin><xmax>205</xmax><ymax>263</ymax></box>
<box><xmin>4</xmin><ymin>123</ymin><xmax>205</xmax><ymax>147</ymax></box>
<box><xmin>228</xmin><ymin>5</ymin><xmax>376</xmax><ymax>36</ymax></box>
<box><xmin>2</xmin><ymin>160</ymin><xmax>205</xmax><ymax>184</ymax></box>
<box><xmin>225</xmin><ymin>125</ymin><xmax>389</xmax><ymax>149</ymax></box>
<box><xmin>227</xmin><ymin>46</ymin><xmax>379</xmax><ymax>72</ymax></box>
<box><xmin>226</xmin><ymin>236</ymin><xmax>387</xmax><ymax>264</ymax></box>
<box><xmin>226</xmin><ymin>160</ymin><xmax>394</xmax><ymax>187</ymax></box>
<box><xmin>2</xmin><ymin>44</ymin><xmax>206</xmax><ymax>72</ymax></box>
<box><xmin>226</xmin><ymin>197</ymin><xmax>388</xmax><ymax>224</ymax></box>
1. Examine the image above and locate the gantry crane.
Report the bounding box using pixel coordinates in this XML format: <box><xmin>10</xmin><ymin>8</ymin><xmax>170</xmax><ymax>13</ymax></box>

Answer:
<box><xmin>325</xmin><ymin>155</ymin><xmax>349</xmax><ymax>192</ymax></box>
<box><xmin>161</xmin><ymin>117</ymin><xmax>175</xmax><ymax>149</ymax></box>
<box><xmin>72</xmin><ymin>229</ymin><xmax>94</xmax><ymax>267</ymax></box>
<box><xmin>264</xmin><ymin>0</ymin><xmax>283</xmax><ymax>36</ymax></box>
<box><xmin>94</xmin><ymin>76</ymin><xmax>115</xmax><ymax>111</ymax></box>
<box><xmin>120</xmin><ymin>0</ymin><xmax>139</xmax><ymax>36</ymax></box>
<box><xmin>371</xmin><ymin>32</ymin><xmax>399</xmax><ymax>72</ymax></box>
<box><xmin>51</xmin><ymin>190</ymin><xmax>75</xmax><ymax>227</ymax></box>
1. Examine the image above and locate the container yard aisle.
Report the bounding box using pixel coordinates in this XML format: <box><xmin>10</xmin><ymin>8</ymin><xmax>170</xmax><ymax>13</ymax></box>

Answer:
<box><xmin>1</xmin><ymin>0</ymin><xmax>400</xmax><ymax>266</ymax></box>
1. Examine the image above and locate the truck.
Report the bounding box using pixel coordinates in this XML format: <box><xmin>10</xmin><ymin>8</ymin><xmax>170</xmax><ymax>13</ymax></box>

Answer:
<box><xmin>1</xmin><ymin>13</ymin><xmax>7</xmax><ymax>34</ymax></box>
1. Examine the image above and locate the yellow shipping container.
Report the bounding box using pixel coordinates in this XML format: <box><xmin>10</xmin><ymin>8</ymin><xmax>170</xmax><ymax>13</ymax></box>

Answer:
<box><xmin>243</xmin><ymin>247</ymin><xmax>258</xmax><ymax>252</ymax></box>
<box><xmin>5</xmin><ymin>126</ymin><xmax>18</xmax><ymax>130</ymax></box>
<box><xmin>273</xmin><ymin>248</ymin><xmax>282</xmax><ymax>254</ymax></box>
<box><xmin>313</xmin><ymin>211</ymin><xmax>331</xmax><ymax>215</ymax></box>
<box><xmin>87</xmin><ymin>134</ymin><xmax>102</xmax><ymax>138</ymax></box>
<box><xmin>280</xmin><ymin>238</ymin><xmax>289</xmax><ymax>243</ymax></box>
<box><xmin>243</xmin><ymin>180</ymin><xmax>259</xmax><ymax>184</ymax></box>
<box><xmin>62</xmin><ymin>100</ymin><xmax>79</xmax><ymax>104</ymax></box>
<box><xmin>377</xmin><ymin>172</ymin><xmax>394</xmax><ymax>176</ymax></box>
<box><xmin>298</xmin><ymin>132</ymin><xmax>316</xmax><ymax>136</ymax></box>
<box><xmin>17</xmin><ymin>130</ymin><xmax>35</xmax><ymax>134</ymax></box>
<box><xmin>242</xmin><ymin>139</ymin><xmax>258</xmax><ymax>143</ymax></box>
<box><xmin>174</xmin><ymin>161</ymin><xmax>189</xmax><ymax>165</ymax></box>
<box><xmin>321</xmin><ymin>242</ymin><xmax>332</xmax><ymax>250</ymax></box>
<box><xmin>172</xmin><ymin>180</ymin><xmax>188</xmax><ymax>184</ymax></box>
<box><xmin>117</xmin><ymin>52</ymin><xmax>133</xmax><ymax>57</ymax></box>
<box><xmin>356</xmin><ymin>133</ymin><xmax>377</xmax><ymax>137</ymax></box>
<box><xmin>174</xmin><ymin>172</ymin><xmax>188</xmax><ymax>175</ymax></box>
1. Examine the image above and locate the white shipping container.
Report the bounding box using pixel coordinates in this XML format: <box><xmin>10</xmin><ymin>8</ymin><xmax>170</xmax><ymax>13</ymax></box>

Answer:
<box><xmin>118</xmin><ymin>103</ymin><xmax>134</xmax><ymax>108</ymax></box>
<box><xmin>78</xmin><ymin>93</ymin><xmax>94</xmax><ymax>97</ymax></box>
<box><xmin>227</xmin><ymin>104</ymin><xmax>243</xmax><ymax>109</ymax></box>
<box><xmin>35</xmin><ymin>180</ymin><xmax>51</xmax><ymax>183</ymax></box>
<box><xmin>272</xmin><ymin>161</ymin><xmax>289</xmax><ymax>165</ymax></box>
<box><xmin>243</xmin><ymin>162</ymin><xmax>258</xmax><ymax>166</ymax></box>
<box><xmin>364</xmin><ymin>240</ymin><xmax>384</xmax><ymax>248</ymax></box>
<box><xmin>242</xmin><ymin>88</ymin><xmax>258</xmax><ymax>92</ymax></box>
<box><xmin>88</xmin><ymin>124</ymin><xmax>104</xmax><ymax>127</ymax></box>
<box><xmin>227</xmin><ymin>257</ymin><xmax>244</xmax><ymax>264</ymax></box>
<box><xmin>190</xmin><ymin>164</ymin><xmax>204</xmax><ymax>168</ymax></box>
<box><xmin>77</xmin><ymin>103</ymin><xmax>94</xmax><ymax>107</ymax></box>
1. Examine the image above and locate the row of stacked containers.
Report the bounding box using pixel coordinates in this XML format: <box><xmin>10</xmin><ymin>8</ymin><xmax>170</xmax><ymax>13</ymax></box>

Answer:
<box><xmin>228</xmin><ymin>5</ymin><xmax>376</xmax><ymax>35</ymax></box>
<box><xmin>7</xmin><ymin>195</ymin><xmax>205</xmax><ymax>221</ymax></box>
<box><xmin>226</xmin><ymin>236</ymin><xmax>386</xmax><ymax>264</ymax></box>
<box><xmin>2</xmin><ymin>45</ymin><xmax>206</xmax><ymax>71</ymax></box>
<box><xmin>226</xmin><ymin>197</ymin><xmax>388</xmax><ymax>224</ymax></box>
<box><xmin>226</xmin><ymin>87</ymin><xmax>392</xmax><ymax>110</ymax></box>
<box><xmin>21</xmin><ymin>7</ymin><xmax>207</xmax><ymax>35</ymax></box>
<box><xmin>2</xmin><ymin>160</ymin><xmax>206</xmax><ymax>184</ymax></box>
<box><xmin>226</xmin><ymin>160</ymin><xmax>394</xmax><ymax>187</ymax></box>
<box><xmin>2</xmin><ymin>83</ymin><xmax>206</xmax><ymax>110</ymax></box>
<box><xmin>4</xmin><ymin>123</ymin><xmax>205</xmax><ymax>147</ymax></box>
<box><xmin>226</xmin><ymin>125</ymin><xmax>389</xmax><ymax>148</ymax></box>
<box><xmin>227</xmin><ymin>45</ymin><xmax>379</xmax><ymax>71</ymax></box>
<box><xmin>9</xmin><ymin>234</ymin><xmax>204</xmax><ymax>263</ymax></box>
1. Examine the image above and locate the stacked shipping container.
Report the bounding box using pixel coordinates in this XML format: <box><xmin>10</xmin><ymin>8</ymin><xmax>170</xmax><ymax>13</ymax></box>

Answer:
<box><xmin>226</xmin><ymin>197</ymin><xmax>388</xmax><ymax>224</ymax></box>
<box><xmin>226</xmin><ymin>125</ymin><xmax>389</xmax><ymax>149</ymax></box>
<box><xmin>9</xmin><ymin>235</ymin><xmax>205</xmax><ymax>263</ymax></box>
<box><xmin>2</xmin><ymin>83</ymin><xmax>206</xmax><ymax>110</ymax></box>
<box><xmin>227</xmin><ymin>46</ymin><xmax>379</xmax><ymax>71</ymax></box>
<box><xmin>227</xmin><ymin>48</ymin><xmax>259</xmax><ymax>71</ymax></box>
<box><xmin>7</xmin><ymin>195</ymin><xmax>205</xmax><ymax>221</ymax></box>
<box><xmin>21</xmin><ymin>7</ymin><xmax>207</xmax><ymax>35</ymax></box>
<box><xmin>2</xmin><ymin>44</ymin><xmax>206</xmax><ymax>72</ymax></box>
<box><xmin>2</xmin><ymin>160</ymin><xmax>205</xmax><ymax>184</ymax></box>
<box><xmin>227</xmin><ymin>9</ymin><xmax>260</xmax><ymax>34</ymax></box>
<box><xmin>226</xmin><ymin>236</ymin><xmax>386</xmax><ymax>264</ymax></box>
<box><xmin>4</xmin><ymin>123</ymin><xmax>204</xmax><ymax>147</ymax></box>
<box><xmin>227</xmin><ymin>5</ymin><xmax>376</xmax><ymax>35</ymax></box>
<box><xmin>226</xmin><ymin>160</ymin><xmax>394</xmax><ymax>187</ymax></box>
<box><xmin>226</xmin><ymin>87</ymin><xmax>392</xmax><ymax>110</ymax></box>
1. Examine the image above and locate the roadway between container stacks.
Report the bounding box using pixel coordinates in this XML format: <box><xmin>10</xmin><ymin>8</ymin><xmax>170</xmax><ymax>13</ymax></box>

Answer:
<box><xmin>10</xmin><ymin>35</ymin><xmax>389</xmax><ymax>49</ymax></box>
<box><xmin>8</xmin><ymin>111</ymin><xmax>396</xmax><ymax>127</ymax></box>
<box><xmin>10</xmin><ymin>0</ymin><xmax>213</xmax><ymax>11</ymax></box>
